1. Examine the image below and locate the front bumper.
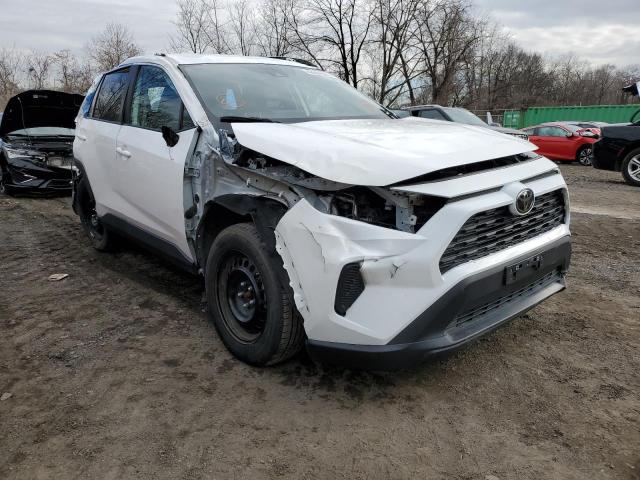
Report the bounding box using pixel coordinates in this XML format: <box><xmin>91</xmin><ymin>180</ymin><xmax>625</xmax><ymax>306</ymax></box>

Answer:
<box><xmin>307</xmin><ymin>236</ymin><xmax>570</xmax><ymax>370</ymax></box>
<box><xmin>592</xmin><ymin>140</ymin><xmax>620</xmax><ymax>171</ymax></box>
<box><xmin>1</xmin><ymin>160</ymin><xmax>72</xmax><ymax>196</ymax></box>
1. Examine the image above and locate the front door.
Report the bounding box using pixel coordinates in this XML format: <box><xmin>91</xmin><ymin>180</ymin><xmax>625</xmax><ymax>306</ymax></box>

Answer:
<box><xmin>533</xmin><ymin>125</ymin><xmax>574</xmax><ymax>160</ymax></box>
<box><xmin>114</xmin><ymin>65</ymin><xmax>198</xmax><ymax>260</ymax></box>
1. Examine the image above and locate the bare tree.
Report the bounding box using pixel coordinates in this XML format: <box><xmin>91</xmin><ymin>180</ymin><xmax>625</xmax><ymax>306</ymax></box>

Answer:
<box><xmin>368</xmin><ymin>0</ymin><xmax>419</xmax><ymax>104</ymax></box>
<box><xmin>229</xmin><ymin>0</ymin><xmax>257</xmax><ymax>55</ymax></box>
<box><xmin>170</xmin><ymin>0</ymin><xmax>215</xmax><ymax>53</ymax></box>
<box><xmin>287</xmin><ymin>0</ymin><xmax>373</xmax><ymax>86</ymax></box>
<box><xmin>88</xmin><ymin>23</ymin><xmax>142</xmax><ymax>72</ymax></box>
<box><xmin>27</xmin><ymin>51</ymin><xmax>53</xmax><ymax>89</ymax></box>
<box><xmin>255</xmin><ymin>0</ymin><xmax>296</xmax><ymax>57</ymax></box>
<box><xmin>0</xmin><ymin>48</ymin><xmax>23</xmax><ymax>106</ymax></box>
<box><xmin>169</xmin><ymin>0</ymin><xmax>229</xmax><ymax>54</ymax></box>
<box><xmin>203</xmin><ymin>0</ymin><xmax>231</xmax><ymax>53</ymax></box>
<box><xmin>412</xmin><ymin>0</ymin><xmax>481</xmax><ymax>105</ymax></box>
<box><xmin>53</xmin><ymin>50</ymin><xmax>95</xmax><ymax>93</ymax></box>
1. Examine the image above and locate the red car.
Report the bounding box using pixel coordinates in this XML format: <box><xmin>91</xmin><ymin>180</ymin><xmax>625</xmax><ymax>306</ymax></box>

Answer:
<box><xmin>522</xmin><ymin>122</ymin><xmax>598</xmax><ymax>166</ymax></box>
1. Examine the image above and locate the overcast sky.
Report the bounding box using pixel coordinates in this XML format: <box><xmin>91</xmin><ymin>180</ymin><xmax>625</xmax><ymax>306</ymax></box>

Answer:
<box><xmin>1</xmin><ymin>0</ymin><xmax>638</xmax><ymax>67</ymax></box>
<box><xmin>474</xmin><ymin>0</ymin><xmax>640</xmax><ymax>67</ymax></box>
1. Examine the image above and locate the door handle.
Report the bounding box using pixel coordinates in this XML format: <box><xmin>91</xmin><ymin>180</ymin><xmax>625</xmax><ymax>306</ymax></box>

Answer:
<box><xmin>76</xmin><ymin>134</ymin><xmax>87</xmax><ymax>141</ymax></box>
<box><xmin>116</xmin><ymin>147</ymin><xmax>132</xmax><ymax>158</ymax></box>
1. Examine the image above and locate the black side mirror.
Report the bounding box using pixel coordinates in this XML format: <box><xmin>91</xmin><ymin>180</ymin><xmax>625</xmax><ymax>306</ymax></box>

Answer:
<box><xmin>161</xmin><ymin>126</ymin><xmax>180</xmax><ymax>147</ymax></box>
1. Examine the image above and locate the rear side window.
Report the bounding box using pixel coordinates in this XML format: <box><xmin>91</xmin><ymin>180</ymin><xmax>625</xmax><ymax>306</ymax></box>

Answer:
<box><xmin>129</xmin><ymin>66</ymin><xmax>193</xmax><ymax>131</ymax></box>
<box><xmin>92</xmin><ymin>69</ymin><xmax>130</xmax><ymax>122</ymax></box>
<box><xmin>418</xmin><ymin>109</ymin><xmax>447</xmax><ymax>120</ymax></box>
<box><xmin>537</xmin><ymin>126</ymin><xmax>567</xmax><ymax>137</ymax></box>
<box><xmin>80</xmin><ymin>76</ymin><xmax>102</xmax><ymax>118</ymax></box>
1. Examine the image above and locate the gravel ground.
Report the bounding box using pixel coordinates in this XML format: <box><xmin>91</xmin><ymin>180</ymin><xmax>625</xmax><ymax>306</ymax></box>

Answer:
<box><xmin>0</xmin><ymin>164</ymin><xmax>638</xmax><ymax>480</ymax></box>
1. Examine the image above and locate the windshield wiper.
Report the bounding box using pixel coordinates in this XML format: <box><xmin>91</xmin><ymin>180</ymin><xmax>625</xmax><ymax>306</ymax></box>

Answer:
<box><xmin>220</xmin><ymin>116</ymin><xmax>281</xmax><ymax>124</ymax></box>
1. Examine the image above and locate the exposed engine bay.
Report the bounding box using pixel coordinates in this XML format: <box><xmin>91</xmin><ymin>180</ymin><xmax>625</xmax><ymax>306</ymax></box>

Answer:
<box><xmin>222</xmin><ymin>133</ymin><xmax>446</xmax><ymax>234</ymax></box>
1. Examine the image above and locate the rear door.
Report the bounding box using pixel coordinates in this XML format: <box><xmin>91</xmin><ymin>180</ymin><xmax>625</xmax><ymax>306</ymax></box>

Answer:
<box><xmin>74</xmin><ymin>68</ymin><xmax>132</xmax><ymax>216</ymax></box>
<box><xmin>114</xmin><ymin>65</ymin><xmax>198</xmax><ymax>260</ymax></box>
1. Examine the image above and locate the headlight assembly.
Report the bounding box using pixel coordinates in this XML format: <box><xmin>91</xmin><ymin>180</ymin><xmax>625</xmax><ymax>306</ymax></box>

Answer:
<box><xmin>3</xmin><ymin>146</ymin><xmax>46</xmax><ymax>163</ymax></box>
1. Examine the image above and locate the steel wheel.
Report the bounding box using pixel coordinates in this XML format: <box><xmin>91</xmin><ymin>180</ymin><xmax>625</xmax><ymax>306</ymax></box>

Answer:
<box><xmin>578</xmin><ymin>146</ymin><xmax>593</xmax><ymax>166</ymax></box>
<box><xmin>216</xmin><ymin>252</ymin><xmax>267</xmax><ymax>343</ymax></box>
<box><xmin>85</xmin><ymin>201</ymin><xmax>106</xmax><ymax>242</ymax></box>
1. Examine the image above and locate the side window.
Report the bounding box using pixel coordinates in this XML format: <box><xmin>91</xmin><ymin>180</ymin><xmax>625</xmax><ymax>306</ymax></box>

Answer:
<box><xmin>538</xmin><ymin>126</ymin><xmax>567</xmax><ymax>137</ymax></box>
<box><xmin>80</xmin><ymin>76</ymin><xmax>102</xmax><ymax>118</ymax></box>
<box><xmin>92</xmin><ymin>69</ymin><xmax>130</xmax><ymax>122</ymax></box>
<box><xmin>181</xmin><ymin>105</ymin><xmax>195</xmax><ymax>130</ymax></box>
<box><xmin>418</xmin><ymin>109</ymin><xmax>446</xmax><ymax>120</ymax></box>
<box><xmin>130</xmin><ymin>66</ymin><xmax>186</xmax><ymax>131</ymax></box>
<box><xmin>522</xmin><ymin>127</ymin><xmax>535</xmax><ymax>135</ymax></box>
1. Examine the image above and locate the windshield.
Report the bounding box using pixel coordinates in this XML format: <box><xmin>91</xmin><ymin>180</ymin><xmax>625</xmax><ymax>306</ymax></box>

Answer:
<box><xmin>8</xmin><ymin>127</ymin><xmax>75</xmax><ymax>137</ymax></box>
<box><xmin>181</xmin><ymin>63</ymin><xmax>391</xmax><ymax>124</ymax></box>
<box><xmin>441</xmin><ymin>107</ymin><xmax>487</xmax><ymax>127</ymax></box>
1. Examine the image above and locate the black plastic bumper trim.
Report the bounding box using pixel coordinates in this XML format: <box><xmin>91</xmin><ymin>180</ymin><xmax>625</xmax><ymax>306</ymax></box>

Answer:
<box><xmin>307</xmin><ymin>236</ymin><xmax>571</xmax><ymax>371</ymax></box>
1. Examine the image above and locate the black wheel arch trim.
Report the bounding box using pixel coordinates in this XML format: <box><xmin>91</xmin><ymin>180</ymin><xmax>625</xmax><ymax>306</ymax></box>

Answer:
<box><xmin>196</xmin><ymin>195</ymin><xmax>289</xmax><ymax>272</ymax></box>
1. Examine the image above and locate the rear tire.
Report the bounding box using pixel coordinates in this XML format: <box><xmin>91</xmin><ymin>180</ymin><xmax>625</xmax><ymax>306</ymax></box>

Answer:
<box><xmin>576</xmin><ymin>145</ymin><xmax>593</xmax><ymax>166</ymax></box>
<box><xmin>77</xmin><ymin>178</ymin><xmax>114</xmax><ymax>251</ymax></box>
<box><xmin>205</xmin><ymin>223</ymin><xmax>304</xmax><ymax>366</ymax></box>
<box><xmin>621</xmin><ymin>148</ymin><xmax>640</xmax><ymax>187</ymax></box>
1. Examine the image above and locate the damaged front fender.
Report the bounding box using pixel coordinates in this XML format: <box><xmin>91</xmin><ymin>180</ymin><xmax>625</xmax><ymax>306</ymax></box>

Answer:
<box><xmin>274</xmin><ymin>199</ymin><xmax>427</xmax><ymax>344</ymax></box>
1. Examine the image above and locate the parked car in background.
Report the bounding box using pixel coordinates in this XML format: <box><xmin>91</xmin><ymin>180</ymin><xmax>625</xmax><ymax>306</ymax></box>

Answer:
<box><xmin>72</xmin><ymin>54</ymin><xmax>570</xmax><ymax>369</ymax></box>
<box><xmin>390</xmin><ymin>109</ymin><xmax>411</xmax><ymax>118</ymax></box>
<box><xmin>521</xmin><ymin>122</ymin><xmax>597</xmax><ymax>166</ymax></box>
<box><xmin>0</xmin><ymin>90</ymin><xmax>83</xmax><ymax>195</ymax></box>
<box><xmin>563</xmin><ymin>121</ymin><xmax>608</xmax><ymax>138</ymax></box>
<box><xmin>402</xmin><ymin>105</ymin><xmax>529</xmax><ymax>140</ymax></box>
<box><xmin>593</xmin><ymin>121</ymin><xmax>640</xmax><ymax>186</ymax></box>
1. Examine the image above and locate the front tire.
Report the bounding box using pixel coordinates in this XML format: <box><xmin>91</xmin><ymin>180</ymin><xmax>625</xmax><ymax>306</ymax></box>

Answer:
<box><xmin>621</xmin><ymin>148</ymin><xmax>640</xmax><ymax>187</ymax></box>
<box><xmin>576</xmin><ymin>145</ymin><xmax>593</xmax><ymax>166</ymax></box>
<box><xmin>205</xmin><ymin>223</ymin><xmax>304</xmax><ymax>366</ymax></box>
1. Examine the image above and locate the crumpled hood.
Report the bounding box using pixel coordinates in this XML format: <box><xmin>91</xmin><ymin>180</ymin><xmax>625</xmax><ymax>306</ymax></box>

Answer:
<box><xmin>231</xmin><ymin>117</ymin><xmax>536</xmax><ymax>186</ymax></box>
<box><xmin>0</xmin><ymin>90</ymin><xmax>84</xmax><ymax>137</ymax></box>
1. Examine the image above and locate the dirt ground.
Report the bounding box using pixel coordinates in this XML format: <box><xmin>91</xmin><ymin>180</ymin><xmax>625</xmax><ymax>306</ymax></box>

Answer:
<box><xmin>0</xmin><ymin>164</ymin><xmax>638</xmax><ymax>480</ymax></box>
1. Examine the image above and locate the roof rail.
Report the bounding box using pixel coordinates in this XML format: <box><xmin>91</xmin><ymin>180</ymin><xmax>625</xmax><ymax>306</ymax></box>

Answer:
<box><xmin>268</xmin><ymin>56</ymin><xmax>318</xmax><ymax>67</ymax></box>
<box><xmin>402</xmin><ymin>104</ymin><xmax>443</xmax><ymax>110</ymax></box>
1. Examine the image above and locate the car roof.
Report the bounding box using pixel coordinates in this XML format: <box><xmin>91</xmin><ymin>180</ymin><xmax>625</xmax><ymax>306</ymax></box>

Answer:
<box><xmin>120</xmin><ymin>53</ymin><xmax>314</xmax><ymax>69</ymax></box>
<box><xmin>535</xmin><ymin>122</ymin><xmax>569</xmax><ymax>127</ymax></box>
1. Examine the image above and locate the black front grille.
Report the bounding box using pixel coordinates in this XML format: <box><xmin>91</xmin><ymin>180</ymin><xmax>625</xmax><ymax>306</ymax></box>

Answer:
<box><xmin>440</xmin><ymin>190</ymin><xmax>565</xmax><ymax>273</ymax></box>
<box><xmin>451</xmin><ymin>269</ymin><xmax>563</xmax><ymax>329</ymax></box>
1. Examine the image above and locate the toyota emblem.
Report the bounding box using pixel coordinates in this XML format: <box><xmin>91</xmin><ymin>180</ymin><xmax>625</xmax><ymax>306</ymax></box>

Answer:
<box><xmin>514</xmin><ymin>188</ymin><xmax>535</xmax><ymax>215</ymax></box>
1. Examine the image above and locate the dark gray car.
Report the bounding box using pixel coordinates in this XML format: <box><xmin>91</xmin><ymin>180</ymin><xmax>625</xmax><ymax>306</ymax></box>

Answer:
<box><xmin>402</xmin><ymin>105</ymin><xmax>529</xmax><ymax>140</ymax></box>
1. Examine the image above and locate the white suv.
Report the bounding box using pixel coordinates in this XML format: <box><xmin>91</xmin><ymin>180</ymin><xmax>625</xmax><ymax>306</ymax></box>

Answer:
<box><xmin>73</xmin><ymin>54</ymin><xmax>571</xmax><ymax>369</ymax></box>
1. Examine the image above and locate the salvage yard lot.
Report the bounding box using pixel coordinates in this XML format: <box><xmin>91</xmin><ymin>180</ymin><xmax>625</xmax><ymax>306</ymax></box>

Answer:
<box><xmin>0</xmin><ymin>164</ymin><xmax>638</xmax><ymax>479</ymax></box>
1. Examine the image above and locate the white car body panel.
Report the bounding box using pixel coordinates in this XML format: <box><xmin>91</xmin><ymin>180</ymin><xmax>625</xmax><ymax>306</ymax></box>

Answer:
<box><xmin>74</xmin><ymin>118</ymin><xmax>122</xmax><ymax>217</ymax></box>
<box><xmin>393</xmin><ymin>157</ymin><xmax>558</xmax><ymax>198</ymax></box>
<box><xmin>275</xmin><ymin>170</ymin><xmax>569</xmax><ymax>345</ymax></box>
<box><xmin>231</xmin><ymin>118</ymin><xmax>535</xmax><ymax>186</ymax></box>
<box><xmin>114</xmin><ymin>125</ymin><xmax>198</xmax><ymax>259</ymax></box>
